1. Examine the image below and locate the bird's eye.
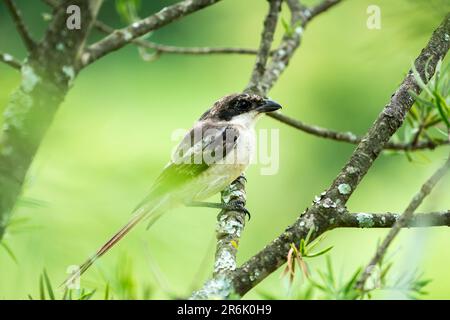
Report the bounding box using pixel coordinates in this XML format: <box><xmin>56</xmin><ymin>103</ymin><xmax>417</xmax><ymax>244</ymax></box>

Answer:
<box><xmin>236</xmin><ymin>100</ymin><xmax>251</xmax><ymax>110</ymax></box>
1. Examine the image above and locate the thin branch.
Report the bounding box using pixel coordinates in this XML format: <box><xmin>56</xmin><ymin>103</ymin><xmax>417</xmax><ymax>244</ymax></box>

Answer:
<box><xmin>227</xmin><ymin>13</ymin><xmax>450</xmax><ymax>297</ymax></box>
<box><xmin>93</xmin><ymin>20</ymin><xmax>258</xmax><ymax>56</ymax></box>
<box><xmin>356</xmin><ymin>154</ymin><xmax>450</xmax><ymax>291</ymax></box>
<box><xmin>338</xmin><ymin>211</ymin><xmax>450</xmax><ymax>228</ymax></box>
<box><xmin>3</xmin><ymin>0</ymin><xmax>36</xmax><ymax>51</ymax></box>
<box><xmin>259</xmin><ymin>0</ymin><xmax>342</xmax><ymax>94</ymax></box>
<box><xmin>309</xmin><ymin>0</ymin><xmax>342</xmax><ymax>17</ymax></box>
<box><xmin>81</xmin><ymin>0</ymin><xmax>223</xmax><ymax>67</ymax></box>
<box><xmin>269</xmin><ymin>111</ymin><xmax>450</xmax><ymax>151</ymax></box>
<box><xmin>245</xmin><ymin>0</ymin><xmax>282</xmax><ymax>94</ymax></box>
<box><xmin>0</xmin><ymin>51</ymin><xmax>22</xmax><ymax>70</ymax></box>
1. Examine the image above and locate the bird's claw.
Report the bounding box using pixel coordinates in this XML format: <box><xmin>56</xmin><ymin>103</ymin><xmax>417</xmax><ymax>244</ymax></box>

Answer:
<box><xmin>224</xmin><ymin>202</ymin><xmax>251</xmax><ymax>221</ymax></box>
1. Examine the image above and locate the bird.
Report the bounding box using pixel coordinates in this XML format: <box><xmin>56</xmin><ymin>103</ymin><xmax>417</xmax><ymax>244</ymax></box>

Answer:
<box><xmin>62</xmin><ymin>93</ymin><xmax>281</xmax><ymax>287</ymax></box>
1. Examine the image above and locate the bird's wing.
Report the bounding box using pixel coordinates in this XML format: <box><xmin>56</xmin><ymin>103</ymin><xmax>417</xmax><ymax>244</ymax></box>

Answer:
<box><xmin>140</xmin><ymin>122</ymin><xmax>240</xmax><ymax>202</ymax></box>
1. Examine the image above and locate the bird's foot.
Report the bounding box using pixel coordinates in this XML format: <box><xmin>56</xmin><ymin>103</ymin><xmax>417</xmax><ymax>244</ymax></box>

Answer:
<box><xmin>222</xmin><ymin>201</ymin><xmax>251</xmax><ymax>221</ymax></box>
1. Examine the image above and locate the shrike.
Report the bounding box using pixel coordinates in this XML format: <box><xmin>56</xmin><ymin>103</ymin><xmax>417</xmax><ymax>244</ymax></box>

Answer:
<box><xmin>63</xmin><ymin>93</ymin><xmax>281</xmax><ymax>286</ymax></box>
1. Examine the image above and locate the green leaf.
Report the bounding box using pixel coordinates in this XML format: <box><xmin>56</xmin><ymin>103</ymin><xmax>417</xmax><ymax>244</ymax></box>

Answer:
<box><xmin>43</xmin><ymin>269</ymin><xmax>55</xmax><ymax>300</ymax></box>
<box><xmin>281</xmin><ymin>17</ymin><xmax>293</xmax><ymax>37</ymax></box>
<box><xmin>325</xmin><ymin>256</ymin><xmax>335</xmax><ymax>287</ymax></box>
<box><xmin>305</xmin><ymin>245</ymin><xmax>333</xmax><ymax>258</ymax></box>
<box><xmin>304</xmin><ymin>227</ymin><xmax>314</xmax><ymax>246</ymax></box>
<box><xmin>342</xmin><ymin>268</ymin><xmax>361</xmax><ymax>296</ymax></box>
<box><xmin>79</xmin><ymin>289</ymin><xmax>96</xmax><ymax>300</ymax></box>
<box><xmin>104</xmin><ymin>283</ymin><xmax>110</xmax><ymax>300</ymax></box>
<box><xmin>434</xmin><ymin>92</ymin><xmax>450</xmax><ymax>128</ymax></box>
<box><xmin>409</xmin><ymin>90</ymin><xmax>435</xmax><ymax>109</ymax></box>
<box><xmin>39</xmin><ymin>274</ymin><xmax>46</xmax><ymax>300</ymax></box>
<box><xmin>0</xmin><ymin>241</ymin><xmax>18</xmax><ymax>264</ymax></box>
<box><xmin>411</xmin><ymin>63</ymin><xmax>432</xmax><ymax>96</ymax></box>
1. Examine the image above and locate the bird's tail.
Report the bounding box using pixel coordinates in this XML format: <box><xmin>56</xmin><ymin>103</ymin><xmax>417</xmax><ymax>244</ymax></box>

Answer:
<box><xmin>61</xmin><ymin>200</ymin><xmax>166</xmax><ymax>288</ymax></box>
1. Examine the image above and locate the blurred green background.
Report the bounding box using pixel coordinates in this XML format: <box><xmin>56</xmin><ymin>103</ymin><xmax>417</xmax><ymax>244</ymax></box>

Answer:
<box><xmin>1</xmin><ymin>0</ymin><xmax>450</xmax><ymax>299</ymax></box>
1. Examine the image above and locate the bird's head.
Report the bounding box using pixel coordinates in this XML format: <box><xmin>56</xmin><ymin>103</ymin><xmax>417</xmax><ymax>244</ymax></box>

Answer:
<box><xmin>200</xmin><ymin>93</ymin><xmax>282</xmax><ymax>124</ymax></box>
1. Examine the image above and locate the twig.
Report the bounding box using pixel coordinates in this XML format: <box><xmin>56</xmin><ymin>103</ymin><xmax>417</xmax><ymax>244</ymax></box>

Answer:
<box><xmin>245</xmin><ymin>0</ymin><xmax>282</xmax><ymax>94</ymax></box>
<box><xmin>269</xmin><ymin>111</ymin><xmax>450</xmax><ymax>151</ymax></box>
<box><xmin>356</xmin><ymin>154</ymin><xmax>450</xmax><ymax>291</ymax></box>
<box><xmin>3</xmin><ymin>0</ymin><xmax>36</xmax><ymax>51</ymax></box>
<box><xmin>338</xmin><ymin>211</ymin><xmax>450</xmax><ymax>228</ymax></box>
<box><xmin>93</xmin><ymin>20</ymin><xmax>259</xmax><ymax>56</ymax></box>
<box><xmin>0</xmin><ymin>51</ymin><xmax>22</xmax><ymax>70</ymax></box>
<box><xmin>259</xmin><ymin>0</ymin><xmax>342</xmax><ymax>93</ymax></box>
<box><xmin>81</xmin><ymin>0</ymin><xmax>223</xmax><ymax>67</ymax></box>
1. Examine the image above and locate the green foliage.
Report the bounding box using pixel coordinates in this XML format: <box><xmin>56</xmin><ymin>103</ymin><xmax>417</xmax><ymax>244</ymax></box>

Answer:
<box><xmin>308</xmin><ymin>257</ymin><xmax>362</xmax><ymax>300</ymax></box>
<box><xmin>411</xmin><ymin>60</ymin><xmax>450</xmax><ymax>129</ymax></box>
<box><xmin>282</xmin><ymin>229</ymin><xmax>333</xmax><ymax>283</ymax></box>
<box><xmin>389</xmin><ymin>60</ymin><xmax>449</xmax><ymax>161</ymax></box>
<box><xmin>265</xmin><ymin>251</ymin><xmax>432</xmax><ymax>300</ymax></box>
<box><xmin>28</xmin><ymin>269</ymin><xmax>97</xmax><ymax>300</ymax></box>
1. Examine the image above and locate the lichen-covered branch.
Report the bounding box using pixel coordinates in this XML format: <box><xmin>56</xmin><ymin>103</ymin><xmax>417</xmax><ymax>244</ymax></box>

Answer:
<box><xmin>226</xmin><ymin>13</ymin><xmax>450</xmax><ymax>297</ymax></box>
<box><xmin>338</xmin><ymin>211</ymin><xmax>450</xmax><ymax>228</ymax></box>
<box><xmin>4</xmin><ymin>0</ymin><xmax>36</xmax><ymax>51</ymax></box>
<box><xmin>0</xmin><ymin>51</ymin><xmax>22</xmax><ymax>70</ymax></box>
<box><xmin>269</xmin><ymin>111</ymin><xmax>450</xmax><ymax>151</ymax></box>
<box><xmin>0</xmin><ymin>0</ymin><xmax>103</xmax><ymax>241</ymax></box>
<box><xmin>356</xmin><ymin>153</ymin><xmax>450</xmax><ymax>291</ymax></box>
<box><xmin>191</xmin><ymin>175</ymin><xmax>247</xmax><ymax>299</ymax></box>
<box><xmin>81</xmin><ymin>0</ymin><xmax>223</xmax><ymax>67</ymax></box>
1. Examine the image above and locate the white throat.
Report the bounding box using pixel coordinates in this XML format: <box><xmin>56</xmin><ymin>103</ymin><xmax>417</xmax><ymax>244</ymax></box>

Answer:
<box><xmin>228</xmin><ymin>111</ymin><xmax>260</xmax><ymax>128</ymax></box>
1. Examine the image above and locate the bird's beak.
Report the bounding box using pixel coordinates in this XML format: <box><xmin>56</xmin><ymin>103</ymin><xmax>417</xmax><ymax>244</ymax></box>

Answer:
<box><xmin>256</xmin><ymin>99</ymin><xmax>282</xmax><ymax>113</ymax></box>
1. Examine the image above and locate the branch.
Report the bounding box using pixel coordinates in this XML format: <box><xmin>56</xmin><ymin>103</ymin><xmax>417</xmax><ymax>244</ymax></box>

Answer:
<box><xmin>0</xmin><ymin>52</ymin><xmax>22</xmax><ymax>70</ymax></box>
<box><xmin>244</xmin><ymin>0</ymin><xmax>282</xmax><ymax>94</ymax></box>
<box><xmin>259</xmin><ymin>0</ymin><xmax>342</xmax><ymax>94</ymax></box>
<box><xmin>3</xmin><ymin>0</ymin><xmax>36</xmax><ymax>51</ymax></box>
<box><xmin>269</xmin><ymin>111</ymin><xmax>450</xmax><ymax>151</ymax></box>
<box><xmin>93</xmin><ymin>20</ymin><xmax>258</xmax><ymax>56</ymax></box>
<box><xmin>81</xmin><ymin>0</ymin><xmax>223</xmax><ymax>67</ymax></box>
<box><xmin>356</xmin><ymin>153</ymin><xmax>450</xmax><ymax>290</ymax></box>
<box><xmin>338</xmin><ymin>211</ymin><xmax>450</xmax><ymax>228</ymax></box>
<box><xmin>227</xmin><ymin>13</ymin><xmax>450</xmax><ymax>297</ymax></box>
